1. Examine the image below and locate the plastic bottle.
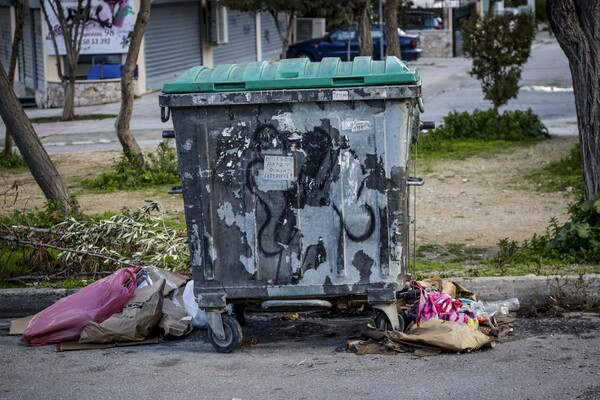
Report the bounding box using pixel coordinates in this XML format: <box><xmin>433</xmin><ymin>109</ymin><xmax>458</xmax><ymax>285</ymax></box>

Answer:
<box><xmin>482</xmin><ymin>298</ymin><xmax>520</xmax><ymax>316</ymax></box>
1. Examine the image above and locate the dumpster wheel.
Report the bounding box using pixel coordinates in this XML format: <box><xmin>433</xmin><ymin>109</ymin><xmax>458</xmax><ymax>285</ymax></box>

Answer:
<box><xmin>375</xmin><ymin>310</ymin><xmax>407</xmax><ymax>332</ymax></box>
<box><xmin>207</xmin><ymin>314</ymin><xmax>243</xmax><ymax>353</ymax></box>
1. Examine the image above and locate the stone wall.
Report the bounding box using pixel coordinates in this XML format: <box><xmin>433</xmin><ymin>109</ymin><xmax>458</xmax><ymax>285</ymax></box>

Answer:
<box><xmin>37</xmin><ymin>79</ymin><xmax>121</xmax><ymax>109</ymax></box>
<box><xmin>408</xmin><ymin>30</ymin><xmax>453</xmax><ymax>58</ymax></box>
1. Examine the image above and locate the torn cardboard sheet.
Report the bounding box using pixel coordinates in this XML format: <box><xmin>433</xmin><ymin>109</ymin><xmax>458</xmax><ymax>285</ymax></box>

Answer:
<box><xmin>418</xmin><ymin>276</ymin><xmax>477</xmax><ymax>300</ymax></box>
<box><xmin>56</xmin><ymin>337</ymin><xmax>159</xmax><ymax>352</ymax></box>
<box><xmin>9</xmin><ymin>315</ymin><xmax>34</xmax><ymax>335</ymax></box>
<box><xmin>354</xmin><ymin>318</ymin><xmax>494</xmax><ymax>356</ymax></box>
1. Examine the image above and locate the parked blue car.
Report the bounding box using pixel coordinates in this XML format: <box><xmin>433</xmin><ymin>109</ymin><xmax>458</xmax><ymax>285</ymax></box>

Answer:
<box><xmin>285</xmin><ymin>25</ymin><xmax>422</xmax><ymax>62</ymax></box>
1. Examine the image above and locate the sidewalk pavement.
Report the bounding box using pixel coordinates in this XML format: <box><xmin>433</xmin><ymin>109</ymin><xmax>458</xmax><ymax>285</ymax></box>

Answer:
<box><xmin>0</xmin><ymin>90</ymin><xmax>172</xmax><ymax>154</ymax></box>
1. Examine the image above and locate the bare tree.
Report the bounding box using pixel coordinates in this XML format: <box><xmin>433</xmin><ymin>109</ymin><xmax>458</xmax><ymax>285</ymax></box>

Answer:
<box><xmin>40</xmin><ymin>0</ymin><xmax>91</xmax><ymax>121</ymax></box>
<box><xmin>547</xmin><ymin>0</ymin><xmax>600</xmax><ymax>200</ymax></box>
<box><xmin>3</xmin><ymin>0</ymin><xmax>25</xmax><ymax>157</ymax></box>
<box><xmin>383</xmin><ymin>0</ymin><xmax>401</xmax><ymax>58</ymax></box>
<box><xmin>0</xmin><ymin>64</ymin><xmax>71</xmax><ymax>211</ymax></box>
<box><xmin>351</xmin><ymin>0</ymin><xmax>373</xmax><ymax>57</ymax></box>
<box><xmin>115</xmin><ymin>0</ymin><xmax>150</xmax><ymax>168</ymax></box>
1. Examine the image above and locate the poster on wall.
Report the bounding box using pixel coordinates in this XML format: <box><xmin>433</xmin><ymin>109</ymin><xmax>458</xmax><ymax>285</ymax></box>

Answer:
<box><xmin>45</xmin><ymin>0</ymin><xmax>136</xmax><ymax>55</ymax></box>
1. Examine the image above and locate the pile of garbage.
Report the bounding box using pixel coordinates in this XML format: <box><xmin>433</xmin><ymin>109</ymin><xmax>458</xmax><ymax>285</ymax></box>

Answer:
<box><xmin>13</xmin><ymin>269</ymin><xmax>519</xmax><ymax>354</ymax></box>
<box><xmin>16</xmin><ymin>267</ymin><xmax>208</xmax><ymax>350</ymax></box>
<box><xmin>348</xmin><ymin>276</ymin><xmax>520</xmax><ymax>356</ymax></box>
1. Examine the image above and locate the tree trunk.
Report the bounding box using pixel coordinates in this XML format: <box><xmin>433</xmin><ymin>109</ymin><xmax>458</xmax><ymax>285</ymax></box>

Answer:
<box><xmin>383</xmin><ymin>0</ymin><xmax>401</xmax><ymax>59</ymax></box>
<box><xmin>285</xmin><ymin>13</ymin><xmax>294</xmax><ymax>59</ymax></box>
<box><xmin>547</xmin><ymin>0</ymin><xmax>600</xmax><ymax>200</ymax></box>
<box><xmin>41</xmin><ymin>0</ymin><xmax>90</xmax><ymax>122</ymax></box>
<box><xmin>61</xmin><ymin>72</ymin><xmax>76</xmax><ymax>121</ymax></box>
<box><xmin>115</xmin><ymin>0</ymin><xmax>151</xmax><ymax>168</ymax></box>
<box><xmin>270</xmin><ymin>10</ymin><xmax>293</xmax><ymax>59</ymax></box>
<box><xmin>354</xmin><ymin>0</ymin><xmax>373</xmax><ymax>57</ymax></box>
<box><xmin>0</xmin><ymin>64</ymin><xmax>71</xmax><ymax>211</ymax></box>
<box><xmin>4</xmin><ymin>0</ymin><xmax>25</xmax><ymax>157</ymax></box>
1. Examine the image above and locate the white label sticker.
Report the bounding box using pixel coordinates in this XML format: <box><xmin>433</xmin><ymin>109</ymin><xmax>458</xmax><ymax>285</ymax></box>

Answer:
<box><xmin>263</xmin><ymin>156</ymin><xmax>294</xmax><ymax>180</ymax></box>
<box><xmin>342</xmin><ymin>119</ymin><xmax>372</xmax><ymax>132</ymax></box>
<box><xmin>332</xmin><ymin>90</ymin><xmax>349</xmax><ymax>101</ymax></box>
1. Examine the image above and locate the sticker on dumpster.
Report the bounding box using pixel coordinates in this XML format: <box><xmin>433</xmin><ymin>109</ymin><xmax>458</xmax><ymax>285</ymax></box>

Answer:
<box><xmin>272</xmin><ymin>113</ymin><xmax>296</xmax><ymax>132</ymax></box>
<box><xmin>333</xmin><ymin>90</ymin><xmax>349</xmax><ymax>101</ymax></box>
<box><xmin>263</xmin><ymin>156</ymin><xmax>294</xmax><ymax>180</ymax></box>
<box><xmin>342</xmin><ymin>119</ymin><xmax>372</xmax><ymax>132</ymax></box>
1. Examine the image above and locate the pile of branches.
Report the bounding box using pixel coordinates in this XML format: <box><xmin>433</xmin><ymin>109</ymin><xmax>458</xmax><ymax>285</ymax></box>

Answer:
<box><xmin>0</xmin><ymin>201</ymin><xmax>189</xmax><ymax>282</ymax></box>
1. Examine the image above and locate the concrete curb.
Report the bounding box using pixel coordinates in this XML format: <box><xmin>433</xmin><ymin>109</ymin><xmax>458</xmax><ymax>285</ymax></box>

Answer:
<box><xmin>1</xmin><ymin>275</ymin><xmax>599</xmax><ymax>319</ymax></box>
<box><xmin>0</xmin><ymin>288</ymin><xmax>79</xmax><ymax>318</ymax></box>
<box><xmin>453</xmin><ymin>274</ymin><xmax>600</xmax><ymax>313</ymax></box>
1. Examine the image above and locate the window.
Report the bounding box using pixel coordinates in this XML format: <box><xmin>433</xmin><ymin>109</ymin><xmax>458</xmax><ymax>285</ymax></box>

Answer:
<box><xmin>331</xmin><ymin>30</ymin><xmax>355</xmax><ymax>41</ymax></box>
<box><xmin>74</xmin><ymin>54</ymin><xmax>122</xmax><ymax>79</ymax></box>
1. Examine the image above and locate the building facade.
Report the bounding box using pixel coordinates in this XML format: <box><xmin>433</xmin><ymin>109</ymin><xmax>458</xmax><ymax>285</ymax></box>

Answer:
<box><xmin>0</xmin><ymin>0</ymin><xmax>287</xmax><ymax>108</ymax></box>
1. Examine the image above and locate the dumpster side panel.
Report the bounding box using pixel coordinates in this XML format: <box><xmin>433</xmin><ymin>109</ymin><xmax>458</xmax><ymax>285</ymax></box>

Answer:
<box><xmin>171</xmin><ymin>93</ymin><xmax>417</xmax><ymax>303</ymax></box>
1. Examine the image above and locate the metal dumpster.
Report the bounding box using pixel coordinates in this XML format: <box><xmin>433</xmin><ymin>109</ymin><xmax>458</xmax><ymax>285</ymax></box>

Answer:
<box><xmin>159</xmin><ymin>56</ymin><xmax>423</xmax><ymax>352</ymax></box>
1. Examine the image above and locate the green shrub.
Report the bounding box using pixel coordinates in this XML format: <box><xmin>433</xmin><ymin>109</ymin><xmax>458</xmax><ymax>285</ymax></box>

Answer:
<box><xmin>0</xmin><ymin>152</ymin><xmax>27</xmax><ymax>170</ymax></box>
<box><xmin>1</xmin><ymin>200</ymin><xmax>77</xmax><ymax>228</ymax></box>
<box><xmin>494</xmin><ymin>197</ymin><xmax>600</xmax><ymax>266</ymax></box>
<box><xmin>82</xmin><ymin>140</ymin><xmax>180</xmax><ymax>191</ymax></box>
<box><xmin>419</xmin><ymin>108</ymin><xmax>549</xmax><ymax>154</ymax></box>
<box><xmin>547</xmin><ymin>198</ymin><xmax>600</xmax><ymax>263</ymax></box>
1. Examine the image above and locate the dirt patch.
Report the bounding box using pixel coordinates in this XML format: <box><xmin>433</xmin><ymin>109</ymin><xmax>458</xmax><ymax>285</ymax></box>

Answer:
<box><xmin>0</xmin><ymin>136</ymin><xmax>578</xmax><ymax>250</ymax></box>
<box><xmin>415</xmin><ymin>135</ymin><xmax>578</xmax><ymax>248</ymax></box>
<box><xmin>1</xmin><ymin>150</ymin><xmax>184</xmax><ymax>216</ymax></box>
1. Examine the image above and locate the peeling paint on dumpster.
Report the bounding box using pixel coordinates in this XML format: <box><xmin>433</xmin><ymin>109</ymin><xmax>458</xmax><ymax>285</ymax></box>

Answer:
<box><xmin>159</xmin><ymin>57</ymin><xmax>421</xmax><ymax>308</ymax></box>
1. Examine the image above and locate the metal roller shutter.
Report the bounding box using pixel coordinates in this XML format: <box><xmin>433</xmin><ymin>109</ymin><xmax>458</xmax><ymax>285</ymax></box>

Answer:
<box><xmin>0</xmin><ymin>7</ymin><xmax>11</xmax><ymax>72</ymax></box>
<box><xmin>19</xmin><ymin>7</ymin><xmax>35</xmax><ymax>89</ymax></box>
<box><xmin>145</xmin><ymin>2</ymin><xmax>203</xmax><ymax>91</ymax></box>
<box><xmin>213</xmin><ymin>10</ymin><xmax>256</xmax><ymax>65</ymax></box>
<box><xmin>260</xmin><ymin>12</ymin><xmax>285</xmax><ymax>62</ymax></box>
<box><xmin>33</xmin><ymin>9</ymin><xmax>44</xmax><ymax>91</ymax></box>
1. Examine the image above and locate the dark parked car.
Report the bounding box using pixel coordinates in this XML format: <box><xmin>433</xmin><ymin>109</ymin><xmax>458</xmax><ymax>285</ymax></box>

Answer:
<box><xmin>401</xmin><ymin>11</ymin><xmax>444</xmax><ymax>30</ymax></box>
<box><xmin>285</xmin><ymin>25</ymin><xmax>422</xmax><ymax>62</ymax></box>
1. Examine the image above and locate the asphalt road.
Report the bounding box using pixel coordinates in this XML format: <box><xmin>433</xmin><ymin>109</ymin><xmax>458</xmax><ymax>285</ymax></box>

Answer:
<box><xmin>419</xmin><ymin>32</ymin><xmax>577</xmax><ymax>135</ymax></box>
<box><xmin>0</xmin><ymin>311</ymin><xmax>599</xmax><ymax>400</ymax></box>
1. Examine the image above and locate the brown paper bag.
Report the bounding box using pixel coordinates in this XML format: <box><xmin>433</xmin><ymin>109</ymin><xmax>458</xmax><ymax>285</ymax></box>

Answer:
<box><xmin>79</xmin><ymin>279</ymin><xmax>165</xmax><ymax>343</ymax></box>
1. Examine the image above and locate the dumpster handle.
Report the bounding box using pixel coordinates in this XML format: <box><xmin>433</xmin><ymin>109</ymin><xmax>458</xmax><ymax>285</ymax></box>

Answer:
<box><xmin>418</xmin><ymin>97</ymin><xmax>425</xmax><ymax>113</ymax></box>
<box><xmin>168</xmin><ymin>185</ymin><xmax>182</xmax><ymax>195</ymax></box>
<box><xmin>407</xmin><ymin>177</ymin><xmax>424</xmax><ymax>187</ymax></box>
<box><xmin>161</xmin><ymin>106</ymin><xmax>171</xmax><ymax>123</ymax></box>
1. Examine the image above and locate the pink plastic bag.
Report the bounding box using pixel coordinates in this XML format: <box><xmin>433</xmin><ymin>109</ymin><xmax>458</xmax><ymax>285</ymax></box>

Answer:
<box><xmin>23</xmin><ymin>268</ymin><xmax>138</xmax><ymax>346</ymax></box>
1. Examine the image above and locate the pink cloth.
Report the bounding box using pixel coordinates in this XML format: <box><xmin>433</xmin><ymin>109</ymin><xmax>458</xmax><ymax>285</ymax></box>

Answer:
<box><xmin>413</xmin><ymin>281</ymin><xmax>475</xmax><ymax>324</ymax></box>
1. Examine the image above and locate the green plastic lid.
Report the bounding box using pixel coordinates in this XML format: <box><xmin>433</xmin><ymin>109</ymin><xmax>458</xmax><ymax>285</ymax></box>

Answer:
<box><xmin>162</xmin><ymin>56</ymin><xmax>419</xmax><ymax>94</ymax></box>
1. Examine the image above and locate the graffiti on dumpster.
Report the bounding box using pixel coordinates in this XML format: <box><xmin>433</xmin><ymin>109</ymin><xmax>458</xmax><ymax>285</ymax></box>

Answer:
<box><xmin>186</xmin><ymin>100</ymin><xmax>406</xmax><ymax>288</ymax></box>
<box><xmin>224</xmin><ymin>119</ymin><xmax>379</xmax><ymax>284</ymax></box>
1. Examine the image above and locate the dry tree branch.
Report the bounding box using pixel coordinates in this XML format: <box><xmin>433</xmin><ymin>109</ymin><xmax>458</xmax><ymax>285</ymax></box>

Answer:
<box><xmin>0</xmin><ymin>234</ymin><xmax>142</xmax><ymax>268</ymax></box>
